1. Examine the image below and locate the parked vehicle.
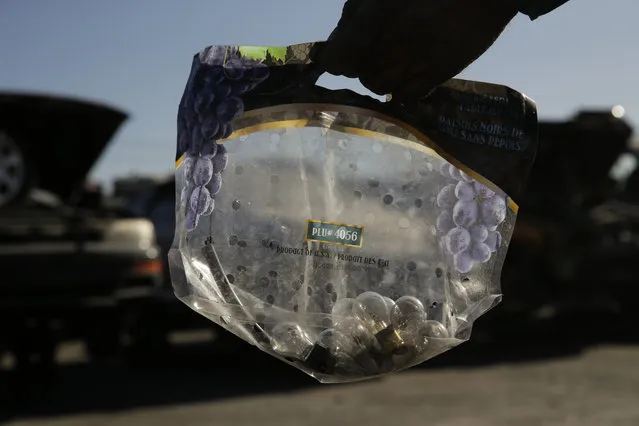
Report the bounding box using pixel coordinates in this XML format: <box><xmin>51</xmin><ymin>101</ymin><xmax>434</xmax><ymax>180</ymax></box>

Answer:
<box><xmin>119</xmin><ymin>176</ymin><xmax>236</xmax><ymax>343</ymax></box>
<box><xmin>500</xmin><ymin>109</ymin><xmax>638</xmax><ymax>320</ymax></box>
<box><xmin>0</xmin><ymin>93</ymin><xmax>166</xmax><ymax>382</ymax></box>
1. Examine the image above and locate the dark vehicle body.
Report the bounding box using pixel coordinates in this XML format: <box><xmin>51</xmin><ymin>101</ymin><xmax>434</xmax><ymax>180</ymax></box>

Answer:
<box><xmin>0</xmin><ymin>93</ymin><xmax>165</xmax><ymax>378</ymax></box>
<box><xmin>119</xmin><ymin>176</ymin><xmax>220</xmax><ymax>334</ymax></box>
<box><xmin>501</xmin><ymin>110</ymin><xmax>638</xmax><ymax>319</ymax></box>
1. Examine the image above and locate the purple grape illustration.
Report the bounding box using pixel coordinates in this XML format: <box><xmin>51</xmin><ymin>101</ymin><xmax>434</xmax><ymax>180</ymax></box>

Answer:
<box><xmin>177</xmin><ymin>45</ymin><xmax>271</xmax><ymax>232</ymax></box>
<box><xmin>201</xmin><ymin>140</ymin><xmax>218</xmax><ymax>157</ymax></box>
<box><xmin>182</xmin><ymin>155</ymin><xmax>195</xmax><ymax>179</ymax></box>
<box><xmin>201</xmin><ymin>116</ymin><xmax>220</xmax><ymax>141</ymax></box>
<box><xmin>185</xmin><ymin>210</ymin><xmax>199</xmax><ymax>231</ymax></box>
<box><xmin>209</xmin><ymin>173</ymin><xmax>222</xmax><ymax>196</ymax></box>
<box><xmin>200</xmin><ymin>45</ymin><xmax>226</xmax><ymax>66</ymax></box>
<box><xmin>436</xmin><ymin>159</ymin><xmax>509</xmax><ymax>272</ymax></box>
<box><xmin>192</xmin><ymin>157</ymin><xmax>214</xmax><ymax>186</ymax></box>
<box><xmin>449</xmin><ymin>165</ymin><xmax>462</xmax><ymax>181</ymax></box>
<box><xmin>216</xmin><ymin>83</ymin><xmax>232</xmax><ymax>99</ymax></box>
<box><xmin>181</xmin><ymin>184</ymin><xmax>194</xmax><ymax>206</ymax></box>
<box><xmin>245</xmin><ymin>61</ymin><xmax>269</xmax><ymax>81</ymax></box>
<box><xmin>190</xmin><ymin>186</ymin><xmax>212</xmax><ymax>215</ymax></box>
<box><xmin>439</xmin><ymin>162</ymin><xmax>451</xmax><ymax>178</ymax></box>
<box><xmin>212</xmin><ymin>144</ymin><xmax>229</xmax><ymax>173</ymax></box>
<box><xmin>484</xmin><ymin>231</ymin><xmax>502</xmax><ymax>253</ymax></box>
<box><xmin>469</xmin><ymin>224</ymin><xmax>488</xmax><ymax>243</ymax></box>
<box><xmin>436</xmin><ymin>210</ymin><xmax>455</xmax><ymax>234</ymax></box>
<box><xmin>452</xmin><ymin>200</ymin><xmax>479</xmax><ymax>228</ymax></box>
<box><xmin>194</xmin><ymin>92</ymin><xmax>214</xmax><ymax>116</ymax></box>
<box><xmin>218</xmin><ymin>123</ymin><xmax>233</xmax><ymax>140</ymax></box>
<box><xmin>480</xmin><ymin>196</ymin><xmax>507</xmax><ymax>230</ymax></box>
<box><xmin>436</xmin><ymin>184</ymin><xmax>456</xmax><ymax>209</ymax></box>
<box><xmin>446</xmin><ymin>227</ymin><xmax>471</xmax><ymax>255</ymax></box>
<box><xmin>190</xmin><ymin>131</ymin><xmax>203</xmax><ymax>153</ymax></box>
<box><xmin>459</xmin><ymin>170</ymin><xmax>474</xmax><ymax>182</ymax></box>
<box><xmin>474</xmin><ymin>181</ymin><xmax>495</xmax><ymax>199</ymax></box>
<box><xmin>453</xmin><ymin>251</ymin><xmax>474</xmax><ymax>274</ymax></box>
<box><xmin>224</xmin><ymin>57</ymin><xmax>245</xmax><ymax>80</ymax></box>
<box><xmin>455</xmin><ymin>181</ymin><xmax>476</xmax><ymax>202</ymax></box>
<box><xmin>469</xmin><ymin>242</ymin><xmax>491</xmax><ymax>263</ymax></box>
<box><xmin>203</xmin><ymin>198</ymin><xmax>215</xmax><ymax>216</ymax></box>
<box><xmin>178</xmin><ymin>131</ymin><xmax>189</xmax><ymax>154</ymax></box>
<box><xmin>230</xmin><ymin>82</ymin><xmax>251</xmax><ymax>96</ymax></box>
<box><xmin>216</xmin><ymin>97</ymin><xmax>244</xmax><ymax>123</ymax></box>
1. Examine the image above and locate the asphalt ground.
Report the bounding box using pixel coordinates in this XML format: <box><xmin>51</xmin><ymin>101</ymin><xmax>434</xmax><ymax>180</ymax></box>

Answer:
<box><xmin>2</xmin><ymin>311</ymin><xmax>639</xmax><ymax>426</ymax></box>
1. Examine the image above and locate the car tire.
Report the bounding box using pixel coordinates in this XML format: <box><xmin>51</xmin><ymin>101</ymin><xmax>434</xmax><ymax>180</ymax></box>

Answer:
<box><xmin>7</xmin><ymin>320</ymin><xmax>59</xmax><ymax>406</ymax></box>
<box><xmin>0</xmin><ymin>129</ymin><xmax>37</xmax><ymax>208</ymax></box>
<box><xmin>125</xmin><ymin>309</ymin><xmax>170</xmax><ymax>363</ymax></box>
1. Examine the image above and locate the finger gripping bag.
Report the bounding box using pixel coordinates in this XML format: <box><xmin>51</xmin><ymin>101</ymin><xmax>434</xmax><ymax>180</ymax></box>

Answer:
<box><xmin>169</xmin><ymin>43</ymin><xmax>538</xmax><ymax>383</ymax></box>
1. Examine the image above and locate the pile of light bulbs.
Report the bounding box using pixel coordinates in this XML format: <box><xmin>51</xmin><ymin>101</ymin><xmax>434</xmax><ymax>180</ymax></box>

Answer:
<box><xmin>268</xmin><ymin>291</ymin><xmax>450</xmax><ymax>379</ymax></box>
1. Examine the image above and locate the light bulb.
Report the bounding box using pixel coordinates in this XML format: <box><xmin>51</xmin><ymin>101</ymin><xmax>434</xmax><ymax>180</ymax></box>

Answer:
<box><xmin>314</xmin><ymin>328</ymin><xmax>376</xmax><ymax>379</ymax></box>
<box><xmin>305</xmin><ymin>328</ymin><xmax>355</xmax><ymax>375</ymax></box>
<box><xmin>382</xmin><ymin>296</ymin><xmax>396</xmax><ymax>311</ymax></box>
<box><xmin>355</xmin><ymin>292</ymin><xmax>409</xmax><ymax>360</ymax></box>
<box><xmin>391</xmin><ymin>296</ymin><xmax>427</xmax><ymax>333</ymax></box>
<box><xmin>392</xmin><ymin>345</ymin><xmax>423</xmax><ymax>370</ymax></box>
<box><xmin>353</xmin><ymin>291</ymin><xmax>391</xmax><ymax>334</ymax></box>
<box><xmin>392</xmin><ymin>319</ymin><xmax>450</xmax><ymax>370</ymax></box>
<box><xmin>316</xmin><ymin>328</ymin><xmax>356</xmax><ymax>354</ymax></box>
<box><xmin>421</xmin><ymin>320</ymin><xmax>449</xmax><ymax>339</ymax></box>
<box><xmin>412</xmin><ymin>320</ymin><xmax>453</xmax><ymax>359</ymax></box>
<box><xmin>388</xmin><ymin>297</ymin><xmax>428</xmax><ymax>356</ymax></box>
<box><xmin>333</xmin><ymin>317</ymin><xmax>376</xmax><ymax>352</ymax></box>
<box><xmin>269</xmin><ymin>322</ymin><xmax>314</xmax><ymax>360</ymax></box>
<box><xmin>331</xmin><ymin>297</ymin><xmax>356</xmax><ymax>327</ymax></box>
<box><xmin>332</xmin><ymin>317</ymin><xmax>385</xmax><ymax>375</ymax></box>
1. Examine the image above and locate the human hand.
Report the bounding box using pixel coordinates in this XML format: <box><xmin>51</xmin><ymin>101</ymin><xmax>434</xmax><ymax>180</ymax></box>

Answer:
<box><xmin>311</xmin><ymin>0</ymin><xmax>518</xmax><ymax>102</ymax></box>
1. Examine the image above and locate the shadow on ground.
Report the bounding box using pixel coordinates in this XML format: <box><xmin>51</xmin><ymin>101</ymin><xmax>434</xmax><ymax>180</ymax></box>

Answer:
<box><xmin>1</xmin><ymin>306</ymin><xmax>637</xmax><ymax>422</ymax></box>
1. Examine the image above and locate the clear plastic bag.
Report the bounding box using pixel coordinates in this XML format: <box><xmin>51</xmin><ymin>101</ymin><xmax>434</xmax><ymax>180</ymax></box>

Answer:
<box><xmin>169</xmin><ymin>43</ymin><xmax>538</xmax><ymax>383</ymax></box>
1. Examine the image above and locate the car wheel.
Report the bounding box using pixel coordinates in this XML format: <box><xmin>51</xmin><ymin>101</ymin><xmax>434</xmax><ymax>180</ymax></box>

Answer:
<box><xmin>124</xmin><ymin>308</ymin><xmax>170</xmax><ymax>364</ymax></box>
<box><xmin>0</xmin><ymin>130</ymin><xmax>34</xmax><ymax>207</ymax></box>
<box><xmin>8</xmin><ymin>321</ymin><xmax>59</xmax><ymax>405</ymax></box>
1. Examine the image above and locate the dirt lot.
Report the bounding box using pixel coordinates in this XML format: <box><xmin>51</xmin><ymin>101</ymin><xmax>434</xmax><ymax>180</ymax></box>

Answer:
<box><xmin>2</xmin><ymin>316</ymin><xmax>639</xmax><ymax>426</ymax></box>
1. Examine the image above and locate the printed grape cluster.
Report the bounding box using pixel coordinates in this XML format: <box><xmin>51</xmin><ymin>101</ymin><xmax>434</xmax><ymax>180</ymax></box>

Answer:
<box><xmin>178</xmin><ymin>45</ymin><xmax>270</xmax><ymax>231</ymax></box>
<box><xmin>436</xmin><ymin>162</ymin><xmax>507</xmax><ymax>273</ymax></box>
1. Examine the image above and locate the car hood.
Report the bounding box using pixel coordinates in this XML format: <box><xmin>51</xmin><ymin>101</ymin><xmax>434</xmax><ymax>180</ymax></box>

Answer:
<box><xmin>0</xmin><ymin>92</ymin><xmax>127</xmax><ymax>201</ymax></box>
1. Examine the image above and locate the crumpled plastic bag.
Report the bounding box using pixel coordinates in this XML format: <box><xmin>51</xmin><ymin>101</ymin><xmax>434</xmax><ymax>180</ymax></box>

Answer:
<box><xmin>169</xmin><ymin>42</ymin><xmax>538</xmax><ymax>383</ymax></box>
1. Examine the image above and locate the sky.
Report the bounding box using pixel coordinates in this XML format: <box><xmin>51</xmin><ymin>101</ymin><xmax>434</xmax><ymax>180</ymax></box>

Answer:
<box><xmin>1</xmin><ymin>0</ymin><xmax>638</xmax><ymax>189</ymax></box>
